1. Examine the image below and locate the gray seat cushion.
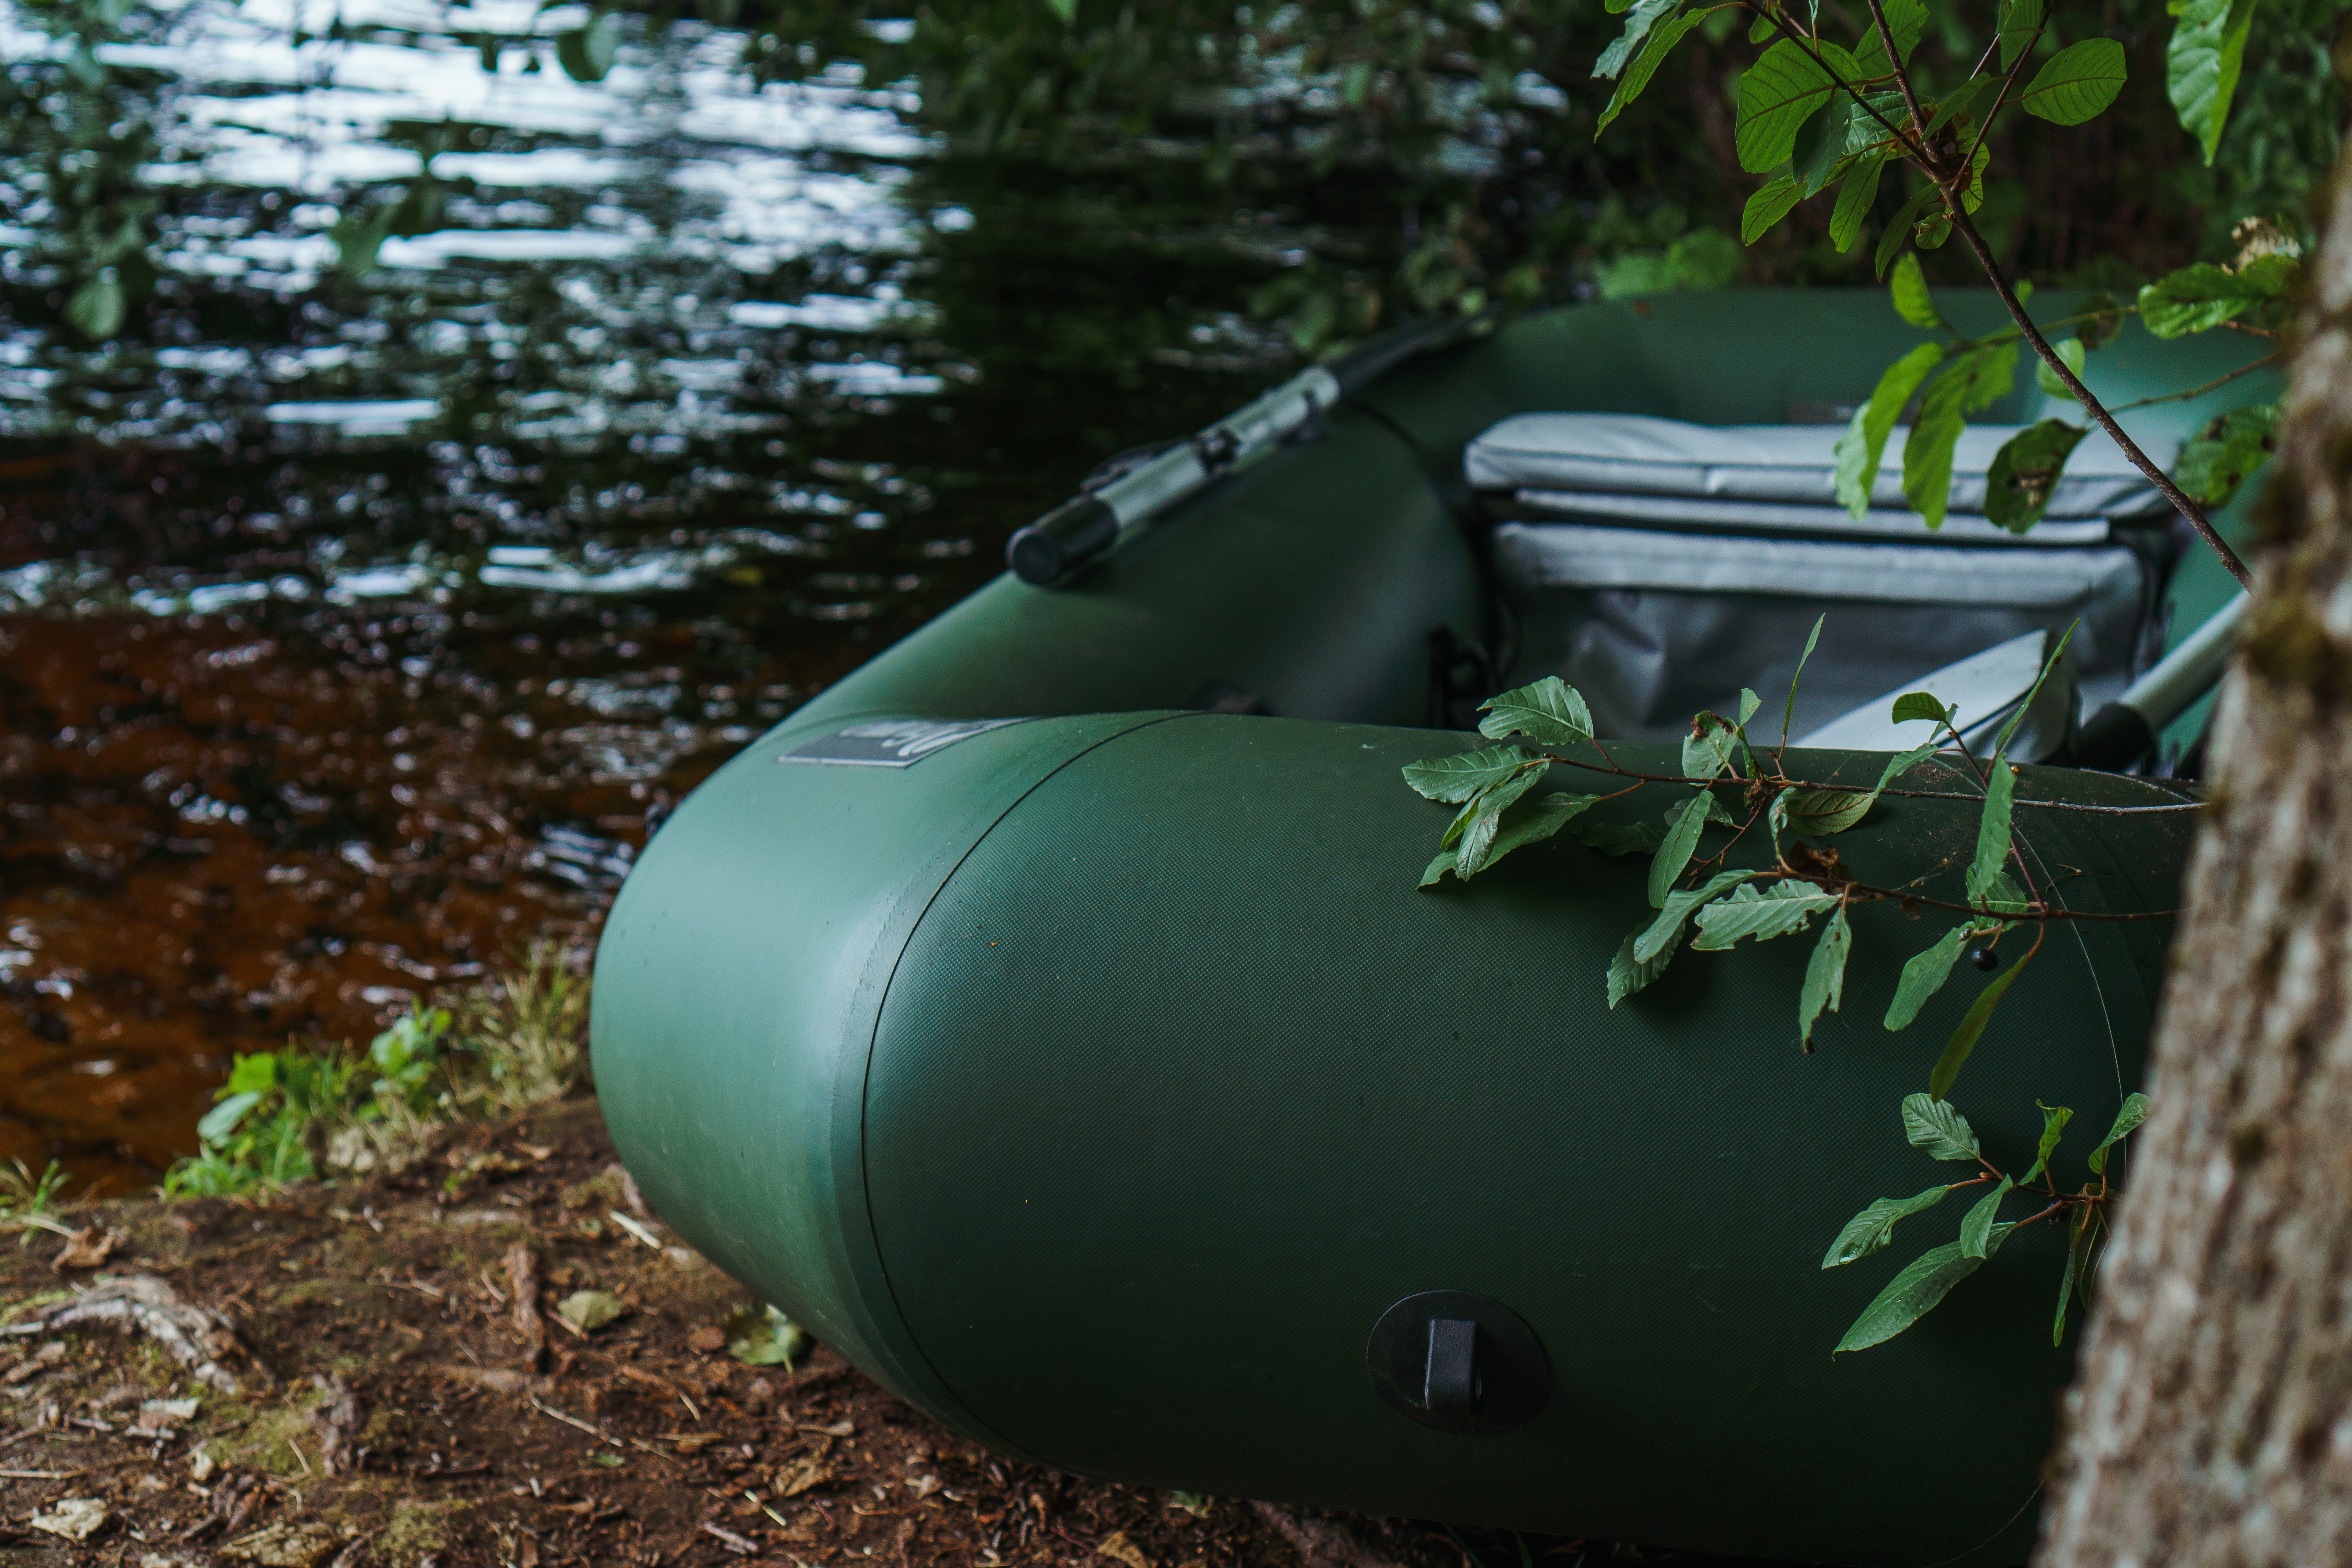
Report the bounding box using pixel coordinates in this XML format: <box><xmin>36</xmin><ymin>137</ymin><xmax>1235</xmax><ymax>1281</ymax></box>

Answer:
<box><xmin>1466</xmin><ymin>414</ymin><xmax>2174</xmax><ymax>521</ymax></box>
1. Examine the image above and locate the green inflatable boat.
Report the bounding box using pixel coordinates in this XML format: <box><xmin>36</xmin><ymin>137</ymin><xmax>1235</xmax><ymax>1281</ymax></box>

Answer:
<box><xmin>591</xmin><ymin>290</ymin><xmax>2259</xmax><ymax>1566</ymax></box>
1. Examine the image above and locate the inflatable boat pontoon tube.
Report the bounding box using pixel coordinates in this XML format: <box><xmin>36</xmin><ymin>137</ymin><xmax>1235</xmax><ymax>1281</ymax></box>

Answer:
<box><xmin>592</xmin><ymin>289</ymin><xmax>2259</xmax><ymax>1568</ymax></box>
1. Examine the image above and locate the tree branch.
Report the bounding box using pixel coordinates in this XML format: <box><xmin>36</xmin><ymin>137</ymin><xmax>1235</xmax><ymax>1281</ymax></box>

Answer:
<box><xmin>1841</xmin><ymin>0</ymin><xmax>2258</xmax><ymax>589</ymax></box>
<box><xmin>1942</xmin><ymin>202</ymin><xmax>2254</xmax><ymax>588</ymax></box>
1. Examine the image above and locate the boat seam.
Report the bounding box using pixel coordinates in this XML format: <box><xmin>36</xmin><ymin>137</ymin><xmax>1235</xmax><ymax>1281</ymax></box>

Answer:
<box><xmin>848</xmin><ymin>708</ymin><xmax>1202</xmax><ymax>1459</ymax></box>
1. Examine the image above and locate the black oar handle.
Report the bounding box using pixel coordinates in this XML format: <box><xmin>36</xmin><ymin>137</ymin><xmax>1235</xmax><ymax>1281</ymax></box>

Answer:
<box><xmin>1006</xmin><ymin>494</ymin><xmax>1119</xmax><ymax>586</ymax></box>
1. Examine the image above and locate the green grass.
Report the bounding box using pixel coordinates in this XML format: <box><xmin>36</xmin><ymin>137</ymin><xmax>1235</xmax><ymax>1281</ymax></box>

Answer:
<box><xmin>162</xmin><ymin>943</ymin><xmax>591</xmax><ymax>1199</ymax></box>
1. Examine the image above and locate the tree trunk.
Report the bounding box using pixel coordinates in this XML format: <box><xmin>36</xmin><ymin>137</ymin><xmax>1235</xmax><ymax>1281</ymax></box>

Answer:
<box><xmin>2036</xmin><ymin>152</ymin><xmax>2352</xmax><ymax>1563</ymax></box>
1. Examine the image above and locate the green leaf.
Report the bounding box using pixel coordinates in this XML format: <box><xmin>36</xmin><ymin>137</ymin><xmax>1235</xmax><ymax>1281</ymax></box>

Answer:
<box><xmin>2034</xmin><ymin>336</ymin><xmax>2088</xmax><ymax>400</ymax></box>
<box><xmin>1960</xmin><ymin>1175</ymin><xmax>2014</xmax><ymax>1258</ymax></box>
<box><xmin>1574</xmin><ymin>818</ymin><xmax>1666</xmax><ymax>857</ymax></box>
<box><xmin>1478</xmin><ymin>677</ymin><xmax>1595</xmax><ymax>746</ymax></box>
<box><xmin>558</xmin><ymin>1289</ymin><xmax>628</xmax><ymax>1334</ymax></box>
<box><xmin>1791</xmin><ymin>92</ymin><xmax>1856</xmax><ymax>196</ymax></box>
<box><xmin>1045</xmin><ymin>0</ymin><xmax>1078</xmax><ymax>18</ymax></box>
<box><xmin>2168</xmin><ymin>0</ymin><xmax>2258</xmax><ymax>164</ymax></box>
<box><xmin>1780</xmin><ymin>613</ymin><xmax>1825</xmax><ymax>746</ymax></box>
<box><xmin>196</xmin><ymin>1091</ymin><xmax>263</xmax><ymax>1147</ymax></box>
<box><xmin>1985</xmin><ymin>418</ymin><xmax>2088</xmax><ymax>533</ymax></box>
<box><xmin>1597</xmin><ymin>10</ymin><xmax>1706</xmax><ymax>133</ymax></box>
<box><xmin>1965</xmin><ymin>759</ymin><xmax>2018</xmax><ymax>909</ymax></box>
<box><xmin>1425</xmin><ymin>793</ymin><xmax>1599</xmax><ymax>884</ymax></box>
<box><xmin>65</xmin><ymin>273</ymin><xmax>127</xmax><ymax>341</ymax></box>
<box><xmin>1833</xmin><ymin>342</ymin><xmax>1947</xmax><ymax>518</ymax></box>
<box><xmin>226</xmin><ymin>1052</ymin><xmax>280</xmax><ymax>1094</ymax></box>
<box><xmin>2076</xmin><ymin>289</ymin><xmax>2124</xmax><ymax>349</ymax></box>
<box><xmin>1996</xmin><ymin>0</ymin><xmax>2043</xmax><ymax>70</ymax></box>
<box><xmin>1634</xmin><ymin>869</ymin><xmax>1761</xmax><ymax>962</ymax></box>
<box><xmin>1828</xmin><ymin>154</ymin><xmax>1887</xmax><ymax>254</ymax></box>
<box><xmin>2024</xmin><ymin>1101</ymin><xmax>2074</xmax><ymax>1183</ymax></box>
<box><xmin>1849</xmin><ymin>0</ymin><xmax>1927</xmax><ymax>74</ymax></box>
<box><xmin>2137</xmin><ymin>257</ymin><xmax>2299</xmax><ymax>338</ymax></box>
<box><xmin>555</xmin><ymin>13</ymin><xmax>620</xmax><ymax>82</ymax></box>
<box><xmin>1975</xmin><ymin>869</ymin><xmax>2030</xmax><ymax>916</ymax></box>
<box><xmin>1403</xmin><ymin>746</ymin><xmax>1536</xmax><ymax>803</ymax></box>
<box><xmin>724</xmin><ymin>1304</ymin><xmax>808</xmax><ymax>1367</ymax></box>
<box><xmin>1797</xmin><ymin>905</ymin><xmax>1852</xmax><ymax>1048</ymax></box>
<box><xmin>1742</xmin><ymin>176</ymin><xmax>1806</xmax><ymax>244</ymax></box>
<box><xmin>1928</xmin><ymin>950</ymin><xmax>2030</xmax><ymax>1100</ymax></box>
<box><xmin>1784</xmin><ymin>788</ymin><xmax>1874</xmax><ymax>835</ymax></box>
<box><xmin>1903</xmin><ymin>342</ymin><xmax>2018</xmax><ymax>529</ymax></box>
<box><xmin>1890</xmin><ymin>691</ymin><xmax>1953</xmax><ymax>727</ymax></box>
<box><xmin>1872</xmin><ymin>740</ymin><xmax>1944</xmax><ymax>795</ymax></box>
<box><xmin>1735</xmin><ymin>39</ymin><xmax>1861</xmax><ymax>174</ymax></box>
<box><xmin>1903</xmin><ymin>405</ymin><xmax>1968</xmax><ymax>532</ymax></box>
<box><xmin>1608</xmin><ymin>930</ymin><xmax>1675</xmax><ymax>1006</ymax></box>
<box><xmin>1692</xmin><ymin>880</ymin><xmax>1840</xmax><ymax>949</ymax></box>
<box><xmin>1889</xmin><ymin>253</ymin><xmax>1944</xmax><ymax>329</ymax></box>
<box><xmin>1648</xmin><ymin>790</ymin><xmax>1717</xmax><ymax>907</ymax></box>
<box><xmin>1739</xmin><ymin>688</ymin><xmax>1763</xmax><ymax>728</ymax></box>
<box><xmin>2018</xmin><ymin>38</ymin><xmax>2127</xmax><ymax>125</ymax></box>
<box><xmin>1990</xmin><ymin>619</ymin><xmax>2076</xmax><ymax>761</ymax></box>
<box><xmin>2180</xmin><ymin>403</ymin><xmax>2278</xmax><ymax>508</ymax></box>
<box><xmin>1885</xmin><ymin>925</ymin><xmax>1971</xmax><ymax>1030</ymax></box>
<box><xmin>1457</xmin><ymin>765</ymin><xmax>1552</xmax><ymax>876</ymax></box>
<box><xmin>1596</xmin><ymin>0</ymin><xmax>1685</xmax><ymax>77</ymax></box>
<box><xmin>1902</xmin><ymin>1092</ymin><xmax>1981</xmax><ymax>1160</ymax></box>
<box><xmin>1681</xmin><ymin>711</ymin><xmax>1740</xmax><ymax>781</ymax></box>
<box><xmin>2087</xmin><ymin>1091</ymin><xmax>2151</xmax><ymax>1175</ymax></box>
<box><xmin>2054</xmin><ymin>1204</ymin><xmax>2093</xmax><ymax>1345</ymax></box>
<box><xmin>1874</xmin><ymin>183</ymin><xmax>1941</xmax><ymax>279</ymax></box>
<box><xmin>1924</xmin><ymin>78</ymin><xmax>1999</xmax><ymax>141</ymax></box>
<box><xmin>1822</xmin><ymin>1185</ymin><xmax>1951</xmax><ymax>1269</ymax></box>
<box><xmin>1835</xmin><ymin>1234</ymin><xmax>2009</xmax><ymax>1352</ymax></box>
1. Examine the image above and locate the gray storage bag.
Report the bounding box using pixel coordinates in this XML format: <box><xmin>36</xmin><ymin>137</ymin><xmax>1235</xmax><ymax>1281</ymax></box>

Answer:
<box><xmin>1466</xmin><ymin>414</ymin><xmax>2181</xmax><ymax>746</ymax></box>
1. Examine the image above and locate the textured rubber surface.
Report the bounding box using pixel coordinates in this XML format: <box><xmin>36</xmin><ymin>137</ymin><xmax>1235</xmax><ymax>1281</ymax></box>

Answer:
<box><xmin>862</xmin><ymin>717</ymin><xmax>2185</xmax><ymax>1568</ymax></box>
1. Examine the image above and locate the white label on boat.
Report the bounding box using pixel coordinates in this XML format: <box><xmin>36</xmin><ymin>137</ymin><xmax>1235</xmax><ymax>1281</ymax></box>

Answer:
<box><xmin>779</xmin><ymin>717</ymin><xmax>1031</xmax><ymax>767</ymax></box>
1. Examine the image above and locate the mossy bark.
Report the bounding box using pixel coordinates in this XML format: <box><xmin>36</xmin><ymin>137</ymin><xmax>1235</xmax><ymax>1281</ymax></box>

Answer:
<box><xmin>2036</xmin><ymin>148</ymin><xmax>2352</xmax><ymax>1563</ymax></box>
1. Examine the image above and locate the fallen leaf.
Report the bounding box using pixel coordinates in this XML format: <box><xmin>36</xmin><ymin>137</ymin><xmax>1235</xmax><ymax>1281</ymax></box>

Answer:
<box><xmin>724</xmin><ymin>1304</ymin><xmax>806</xmax><ymax>1368</ymax></box>
<box><xmin>218</xmin><ymin>1519</ymin><xmax>348</xmax><ymax>1567</ymax></box>
<box><xmin>29</xmin><ymin>1497</ymin><xmax>109</xmax><ymax>1541</ymax></box>
<box><xmin>662</xmin><ymin>1430</ymin><xmax>724</xmax><ymax>1454</ymax></box>
<box><xmin>1097</xmin><ymin>1531</ymin><xmax>1154</xmax><ymax>1568</ymax></box>
<box><xmin>687</xmin><ymin>1326</ymin><xmax>726</xmax><ymax>1354</ymax></box>
<box><xmin>555</xmin><ymin>1290</ymin><xmax>626</xmax><ymax>1334</ymax></box>
<box><xmin>51</xmin><ymin>1225</ymin><xmax>124</xmax><ymax>1272</ymax></box>
<box><xmin>799</xmin><ymin>1419</ymin><xmax>855</xmax><ymax>1437</ymax></box>
<box><xmin>771</xmin><ymin>1454</ymin><xmax>837</xmax><ymax>1498</ymax></box>
<box><xmin>515</xmin><ymin>1141</ymin><xmax>556</xmax><ymax>1161</ymax></box>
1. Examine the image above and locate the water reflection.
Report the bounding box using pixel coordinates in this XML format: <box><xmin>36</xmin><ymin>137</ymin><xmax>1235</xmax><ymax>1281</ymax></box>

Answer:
<box><xmin>0</xmin><ymin>0</ymin><xmax>1287</xmax><ymax>1189</ymax></box>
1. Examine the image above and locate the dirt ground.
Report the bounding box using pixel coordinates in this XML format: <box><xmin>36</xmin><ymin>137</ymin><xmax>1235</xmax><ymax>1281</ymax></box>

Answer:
<box><xmin>0</xmin><ymin>1098</ymin><xmax>1765</xmax><ymax>1568</ymax></box>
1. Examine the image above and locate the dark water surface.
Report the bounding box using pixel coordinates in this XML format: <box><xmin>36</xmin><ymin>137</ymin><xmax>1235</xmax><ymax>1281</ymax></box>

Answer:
<box><xmin>0</xmin><ymin>4</ymin><xmax>1311</xmax><ymax>1190</ymax></box>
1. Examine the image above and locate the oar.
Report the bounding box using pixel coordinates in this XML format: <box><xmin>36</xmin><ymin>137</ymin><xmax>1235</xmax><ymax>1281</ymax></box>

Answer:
<box><xmin>1005</xmin><ymin>313</ymin><xmax>1479</xmax><ymax>586</ymax></box>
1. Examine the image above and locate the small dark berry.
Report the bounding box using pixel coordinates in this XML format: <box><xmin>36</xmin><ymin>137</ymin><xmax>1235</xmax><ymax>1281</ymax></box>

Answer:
<box><xmin>1967</xmin><ymin>945</ymin><xmax>2001</xmax><ymax>972</ymax></box>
